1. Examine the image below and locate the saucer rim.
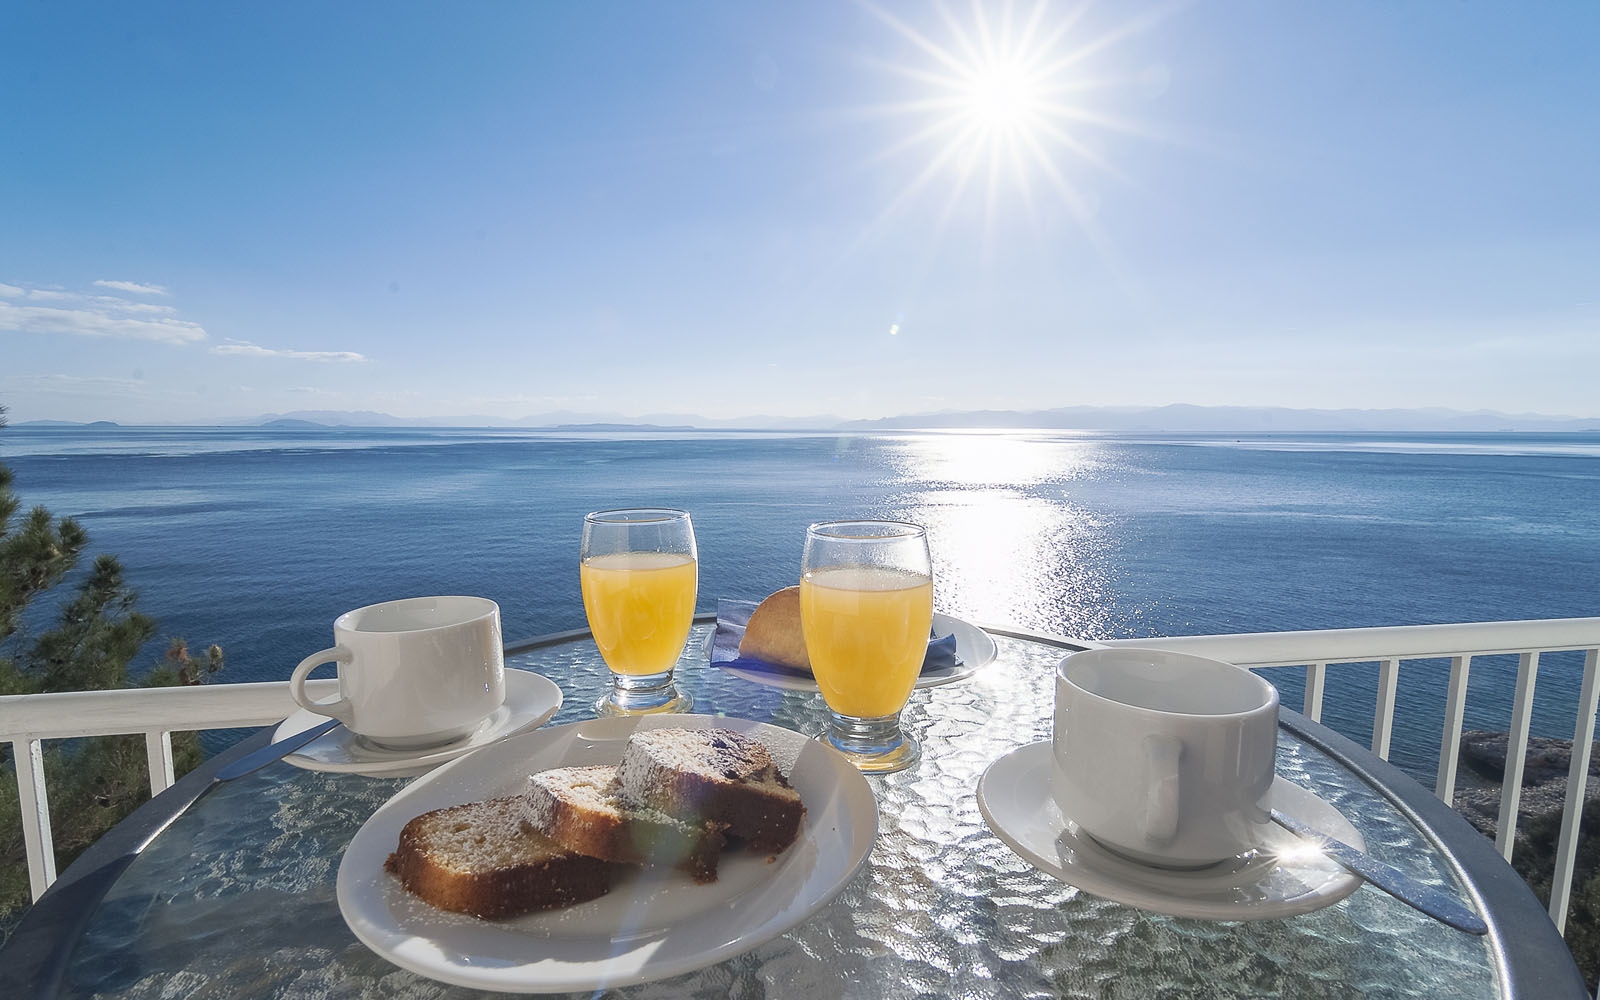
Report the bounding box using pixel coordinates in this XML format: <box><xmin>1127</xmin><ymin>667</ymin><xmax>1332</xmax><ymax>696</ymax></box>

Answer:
<box><xmin>273</xmin><ymin>668</ymin><xmax>563</xmax><ymax>776</ymax></box>
<box><xmin>977</xmin><ymin>739</ymin><xmax>1366</xmax><ymax>921</ymax></box>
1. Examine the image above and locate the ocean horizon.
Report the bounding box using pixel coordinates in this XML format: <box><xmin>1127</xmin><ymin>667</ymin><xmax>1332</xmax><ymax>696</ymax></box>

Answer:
<box><xmin>4</xmin><ymin>424</ymin><xmax>1598</xmax><ymax>783</ymax></box>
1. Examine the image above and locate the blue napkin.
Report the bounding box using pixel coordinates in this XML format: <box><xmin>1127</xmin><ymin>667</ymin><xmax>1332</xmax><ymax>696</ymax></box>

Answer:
<box><xmin>711</xmin><ymin>597</ymin><xmax>961</xmax><ymax>679</ymax></box>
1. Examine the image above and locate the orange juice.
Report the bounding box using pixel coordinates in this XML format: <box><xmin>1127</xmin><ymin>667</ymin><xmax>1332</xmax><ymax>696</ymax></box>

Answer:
<box><xmin>580</xmin><ymin>552</ymin><xmax>698</xmax><ymax>675</ymax></box>
<box><xmin>800</xmin><ymin>565</ymin><xmax>934</xmax><ymax>718</ymax></box>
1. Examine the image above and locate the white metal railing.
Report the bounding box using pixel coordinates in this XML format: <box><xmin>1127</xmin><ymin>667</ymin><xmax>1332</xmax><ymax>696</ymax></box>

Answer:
<box><xmin>1101</xmin><ymin>617</ymin><xmax>1600</xmax><ymax>932</ymax></box>
<box><xmin>4</xmin><ymin>619</ymin><xmax>1600</xmax><ymax>930</ymax></box>
<box><xmin>0</xmin><ymin>678</ymin><xmax>337</xmax><ymax>901</ymax></box>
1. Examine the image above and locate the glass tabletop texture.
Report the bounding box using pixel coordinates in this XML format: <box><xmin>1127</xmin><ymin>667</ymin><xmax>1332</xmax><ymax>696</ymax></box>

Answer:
<box><xmin>53</xmin><ymin>626</ymin><xmax>1502</xmax><ymax>999</ymax></box>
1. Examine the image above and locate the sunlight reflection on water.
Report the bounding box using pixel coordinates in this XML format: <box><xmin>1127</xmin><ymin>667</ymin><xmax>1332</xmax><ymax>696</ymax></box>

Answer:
<box><xmin>873</xmin><ymin>433</ymin><xmax>1126</xmax><ymax>638</ymax></box>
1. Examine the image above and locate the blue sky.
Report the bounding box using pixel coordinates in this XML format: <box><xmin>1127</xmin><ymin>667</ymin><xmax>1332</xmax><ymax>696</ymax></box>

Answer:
<box><xmin>2</xmin><ymin>2</ymin><xmax>1596</xmax><ymax>424</ymax></box>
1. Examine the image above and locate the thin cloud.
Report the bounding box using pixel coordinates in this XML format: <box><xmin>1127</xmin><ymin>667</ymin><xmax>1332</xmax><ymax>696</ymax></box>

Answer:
<box><xmin>90</xmin><ymin>297</ymin><xmax>177</xmax><ymax>315</ymax></box>
<box><xmin>0</xmin><ymin>279</ymin><xmax>204</xmax><ymax>345</ymax></box>
<box><xmin>0</xmin><ymin>373</ymin><xmax>149</xmax><ymax>391</ymax></box>
<box><xmin>0</xmin><ymin>299</ymin><xmax>206</xmax><ymax>344</ymax></box>
<box><xmin>94</xmin><ymin>279</ymin><xmax>170</xmax><ymax>296</ymax></box>
<box><xmin>211</xmin><ymin>340</ymin><xmax>367</xmax><ymax>362</ymax></box>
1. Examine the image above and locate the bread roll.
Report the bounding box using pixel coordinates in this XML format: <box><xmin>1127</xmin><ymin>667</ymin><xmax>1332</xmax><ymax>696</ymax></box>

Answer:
<box><xmin>738</xmin><ymin>586</ymin><xmax>809</xmax><ymax>670</ymax></box>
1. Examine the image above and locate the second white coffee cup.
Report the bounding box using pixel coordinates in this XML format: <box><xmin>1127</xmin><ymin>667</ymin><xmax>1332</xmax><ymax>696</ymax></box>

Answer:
<box><xmin>290</xmin><ymin>595</ymin><xmax>505</xmax><ymax>750</ymax></box>
<box><xmin>1052</xmin><ymin>647</ymin><xmax>1279</xmax><ymax>868</ymax></box>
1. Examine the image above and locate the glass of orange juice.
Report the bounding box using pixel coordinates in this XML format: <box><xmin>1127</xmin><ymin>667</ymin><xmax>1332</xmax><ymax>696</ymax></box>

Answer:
<box><xmin>581</xmin><ymin>508</ymin><xmax>698</xmax><ymax>716</ymax></box>
<box><xmin>800</xmin><ymin>519</ymin><xmax>933</xmax><ymax>773</ymax></box>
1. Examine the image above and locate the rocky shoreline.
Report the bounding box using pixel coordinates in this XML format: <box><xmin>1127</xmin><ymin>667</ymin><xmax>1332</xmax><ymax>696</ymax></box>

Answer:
<box><xmin>1451</xmin><ymin>730</ymin><xmax>1600</xmax><ymax>989</ymax></box>
<box><xmin>1451</xmin><ymin>730</ymin><xmax>1600</xmax><ymax>840</ymax></box>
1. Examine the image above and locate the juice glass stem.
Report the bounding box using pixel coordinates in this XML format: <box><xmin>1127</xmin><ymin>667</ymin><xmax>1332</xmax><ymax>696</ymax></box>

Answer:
<box><xmin>598</xmin><ymin>668</ymin><xmax>693</xmax><ymax>716</ymax></box>
<box><xmin>825</xmin><ymin>709</ymin><xmax>920</xmax><ymax>773</ymax></box>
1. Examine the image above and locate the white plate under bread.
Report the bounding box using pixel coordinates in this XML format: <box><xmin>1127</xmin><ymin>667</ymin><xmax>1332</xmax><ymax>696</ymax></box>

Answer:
<box><xmin>337</xmin><ymin>714</ymin><xmax>878</xmax><ymax>993</ymax></box>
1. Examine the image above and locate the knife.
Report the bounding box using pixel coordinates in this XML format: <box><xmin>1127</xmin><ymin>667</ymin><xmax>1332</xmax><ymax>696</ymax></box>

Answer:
<box><xmin>1271</xmin><ymin>808</ymin><xmax>1488</xmax><ymax>935</ymax></box>
<box><xmin>215</xmin><ymin>718</ymin><xmax>342</xmax><ymax>782</ymax></box>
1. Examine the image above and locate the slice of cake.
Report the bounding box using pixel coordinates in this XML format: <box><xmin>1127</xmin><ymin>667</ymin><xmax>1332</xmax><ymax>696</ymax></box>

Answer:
<box><xmin>384</xmin><ymin>796</ymin><xmax>616</xmax><ymax>919</ymax></box>
<box><xmin>617</xmin><ymin>728</ymin><xmax>805</xmax><ymax>854</ymax></box>
<box><xmin>523</xmin><ymin>764</ymin><xmax>727</xmax><ymax>883</ymax></box>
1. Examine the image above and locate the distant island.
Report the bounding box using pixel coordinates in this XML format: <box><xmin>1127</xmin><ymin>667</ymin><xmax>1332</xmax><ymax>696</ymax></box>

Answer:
<box><xmin>13</xmin><ymin>405</ymin><xmax>1600</xmax><ymax>434</ymax></box>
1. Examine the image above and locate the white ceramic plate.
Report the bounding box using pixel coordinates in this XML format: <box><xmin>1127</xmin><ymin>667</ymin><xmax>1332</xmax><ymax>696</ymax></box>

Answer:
<box><xmin>715</xmin><ymin>612</ymin><xmax>997</xmax><ymax>693</ymax></box>
<box><xmin>977</xmin><ymin>740</ymin><xmax>1365</xmax><ymax>921</ymax></box>
<box><xmin>274</xmin><ymin>668</ymin><xmax>562</xmax><ymax>777</ymax></box>
<box><xmin>337</xmin><ymin>714</ymin><xmax>878</xmax><ymax>993</ymax></box>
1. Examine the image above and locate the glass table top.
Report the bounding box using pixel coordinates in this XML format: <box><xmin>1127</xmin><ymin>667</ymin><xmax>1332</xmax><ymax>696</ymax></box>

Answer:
<box><xmin>43</xmin><ymin>625</ymin><xmax>1517</xmax><ymax>998</ymax></box>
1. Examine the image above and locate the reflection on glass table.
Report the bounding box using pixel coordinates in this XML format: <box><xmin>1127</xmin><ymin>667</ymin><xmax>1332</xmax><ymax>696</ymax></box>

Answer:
<box><xmin>2</xmin><ymin>622</ymin><xmax>1584</xmax><ymax>999</ymax></box>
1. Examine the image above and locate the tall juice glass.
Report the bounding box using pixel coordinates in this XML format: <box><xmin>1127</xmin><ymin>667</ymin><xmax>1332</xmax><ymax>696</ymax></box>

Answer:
<box><xmin>801</xmin><ymin>520</ymin><xmax>933</xmax><ymax>773</ymax></box>
<box><xmin>581</xmin><ymin>508</ymin><xmax>697</xmax><ymax>716</ymax></box>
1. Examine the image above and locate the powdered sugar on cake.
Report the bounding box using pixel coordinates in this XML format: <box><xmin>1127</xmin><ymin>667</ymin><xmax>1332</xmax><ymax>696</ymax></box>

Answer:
<box><xmin>388</xmin><ymin>726</ymin><xmax>806</xmax><ymax>917</ymax></box>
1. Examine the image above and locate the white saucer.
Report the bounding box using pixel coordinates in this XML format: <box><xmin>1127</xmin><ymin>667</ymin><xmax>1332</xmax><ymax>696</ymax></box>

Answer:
<box><xmin>714</xmin><ymin>612</ymin><xmax>998</xmax><ymax>693</ymax></box>
<box><xmin>977</xmin><ymin>741</ymin><xmax>1365</xmax><ymax>921</ymax></box>
<box><xmin>273</xmin><ymin>668</ymin><xmax>564</xmax><ymax>777</ymax></box>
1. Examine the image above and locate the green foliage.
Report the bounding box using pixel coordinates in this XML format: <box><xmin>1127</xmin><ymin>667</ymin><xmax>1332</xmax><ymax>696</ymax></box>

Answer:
<box><xmin>145</xmin><ymin>637</ymin><xmax>226</xmax><ymax>688</ymax></box>
<box><xmin>19</xmin><ymin>555</ymin><xmax>157</xmax><ymax>693</ymax></box>
<box><xmin>0</xmin><ymin>501</ymin><xmax>90</xmax><ymax>652</ymax></box>
<box><xmin>0</xmin><ymin>405</ymin><xmax>224</xmax><ymax>942</ymax></box>
<box><xmin>0</xmin><ymin>774</ymin><xmax>24</xmax><ymax>924</ymax></box>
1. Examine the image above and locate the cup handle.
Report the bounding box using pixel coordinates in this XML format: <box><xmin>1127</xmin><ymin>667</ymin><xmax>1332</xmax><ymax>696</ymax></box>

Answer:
<box><xmin>1142</xmin><ymin>734</ymin><xmax>1182</xmax><ymax>845</ymax></box>
<box><xmin>289</xmin><ymin>646</ymin><xmax>354</xmax><ymax>726</ymax></box>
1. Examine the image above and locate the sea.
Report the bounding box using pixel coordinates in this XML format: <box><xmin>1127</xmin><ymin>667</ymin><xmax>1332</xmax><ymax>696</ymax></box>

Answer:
<box><xmin>4</xmin><ymin>424</ymin><xmax>1599</xmax><ymax>784</ymax></box>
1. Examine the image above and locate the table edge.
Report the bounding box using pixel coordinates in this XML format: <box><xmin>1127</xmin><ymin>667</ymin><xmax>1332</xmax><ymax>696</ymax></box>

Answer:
<box><xmin>1279</xmin><ymin>711</ymin><xmax>1587</xmax><ymax>999</ymax></box>
<box><xmin>2</xmin><ymin>726</ymin><xmax>274</xmax><ymax>999</ymax></box>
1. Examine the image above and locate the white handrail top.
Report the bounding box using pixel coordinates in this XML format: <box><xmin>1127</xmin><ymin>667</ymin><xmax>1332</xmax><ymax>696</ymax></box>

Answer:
<box><xmin>0</xmin><ymin>678</ymin><xmax>339</xmax><ymax>742</ymax></box>
<box><xmin>1098</xmin><ymin>617</ymin><xmax>1600</xmax><ymax>668</ymax></box>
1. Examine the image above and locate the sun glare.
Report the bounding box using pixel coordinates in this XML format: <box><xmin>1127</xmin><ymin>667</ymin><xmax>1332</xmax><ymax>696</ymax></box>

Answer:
<box><xmin>859</xmin><ymin>1</ymin><xmax>1173</xmax><ymax>242</ymax></box>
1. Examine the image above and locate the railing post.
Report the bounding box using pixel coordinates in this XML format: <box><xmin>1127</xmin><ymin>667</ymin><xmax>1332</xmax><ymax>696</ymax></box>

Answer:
<box><xmin>1436</xmin><ymin>655</ymin><xmax>1472</xmax><ymax>803</ymax></box>
<box><xmin>1303</xmin><ymin>663</ymin><xmax>1327</xmax><ymax>721</ymax></box>
<box><xmin>1549</xmin><ymin>648</ymin><xmax>1600</xmax><ymax>932</ymax></box>
<box><xmin>145</xmin><ymin>730</ymin><xmax>175</xmax><ymax>795</ymax></box>
<box><xmin>1372</xmin><ymin>658</ymin><xmax>1400</xmax><ymax>760</ymax></box>
<box><xmin>11</xmin><ymin>739</ymin><xmax>57</xmax><ymax>900</ymax></box>
<box><xmin>1496</xmin><ymin>651</ymin><xmax>1541</xmax><ymax>861</ymax></box>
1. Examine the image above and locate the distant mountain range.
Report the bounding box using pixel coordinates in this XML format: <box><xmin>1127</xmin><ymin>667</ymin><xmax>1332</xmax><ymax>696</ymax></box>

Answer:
<box><xmin>15</xmin><ymin>405</ymin><xmax>1600</xmax><ymax>432</ymax></box>
<box><xmin>840</xmin><ymin>404</ymin><xmax>1600</xmax><ymax>433</ymax></box>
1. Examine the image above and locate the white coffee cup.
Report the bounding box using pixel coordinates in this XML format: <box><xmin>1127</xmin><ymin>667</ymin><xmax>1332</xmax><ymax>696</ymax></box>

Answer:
<box><xmin>1052</xmin><ymin>647</ymin><xmax>1279</xmax><ymax>868</ymax></box>
<box><xmin>289</xmin><ymin>596</ymin><xmax>505</xmax><ymax>750</ymax></box>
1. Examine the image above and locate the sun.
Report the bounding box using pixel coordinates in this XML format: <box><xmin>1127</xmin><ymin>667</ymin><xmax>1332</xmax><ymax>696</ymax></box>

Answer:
<box><xmin>858</xmin><ymin>1</ymin><xmax>1170</xmax><ymax>237</ymax></box>
<box><xmin>966</xmin><ymin>59</ymin><xmax>1041</xmax><ymax>129</ymax></box>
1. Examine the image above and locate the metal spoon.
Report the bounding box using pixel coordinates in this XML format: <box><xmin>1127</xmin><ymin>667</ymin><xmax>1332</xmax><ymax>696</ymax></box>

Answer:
<box><xmin>1271</xmin><ymin>808</ymin><xmax>1488</xmax><ymax>935</ymax></box>
<box><xmin>214</xmin><ymin>718</ymin><xmax>342</xmax><ymax>782</ymax></box>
